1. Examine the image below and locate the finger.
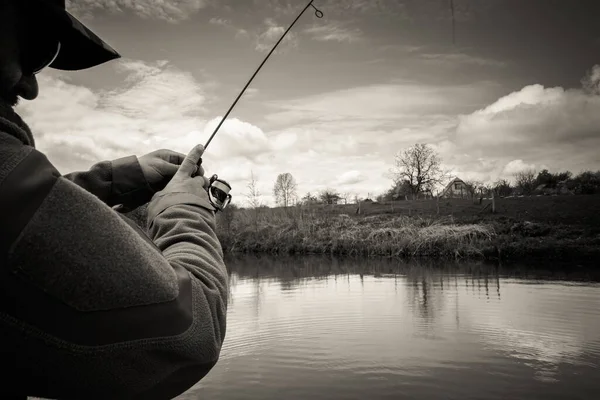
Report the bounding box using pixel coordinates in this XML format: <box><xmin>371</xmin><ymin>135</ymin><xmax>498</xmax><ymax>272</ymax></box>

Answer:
<box><xmin>192</xmin><ymin>175</ymin><xmax>210</xmax><ymax>189</ymax></box>
<box><xmin>178</xmin><ymin>144</ymin><xmax>205</xmax><ymax>177</ymax></box>
<box><xmin>159</xmin><ymin>161</ymin><xmax>180</xmax><ymax>177</ymax></box>
<box><xmin>155</xmin><ymin>149</ymin><xmax>186</xmax><ymax>165</ymax></box>
<box><xmin>199</xmin><ymin>175</ymin><xmax>210</xmax><ymax>189</ymax></box>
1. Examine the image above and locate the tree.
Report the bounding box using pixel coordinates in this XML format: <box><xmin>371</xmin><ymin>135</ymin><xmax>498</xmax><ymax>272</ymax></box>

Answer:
<box><xmin>319</xmin><ymin>189</ymin><xmax>342</xmax><ymax>205</ymax></box>
<box><xmin>389</xmin><ymin>143</ymin><xmax>448</xmax><ymax>199</ymax></box>
<box><xmin>494</xmin><ymin>179</ymin><xmax>513</xmax><ymax>197</ymax></box>
<box><xmin>339</xmin><ymin>192</ymin><xmax>351</xmax><ymax>204</ymax></box>
<box><xmin>571</xmin><ymin>170</ymin><xmax>600</xmax><ymax>194</ymax></box>
<box><xmin>301</xmin><ymin>192</ymin><xmax>319</xmax><ymax>205</ymax></box>
<box><xmin>463</xmin><ymin>180</ymin><xmax>483</xmax><ymax>199</ymax></box>
<box><xmin>535</xmin><ymin>169</ymin><xmax>572</xmax><ymax>189</ymax></box>
<box><xmin>245</xmin><ymin>170</ymin><xmax>262</xmax><ymax>208</ymax></box>
<box><xmin>273</xmin><ymin>172</ymin><xmax>297</xmax><ymax>207</ymax></box>
<box><xmin>514</xmin><ymin>169</ymin><xmax>537</xmax><ymax>195</ymax></box>
<box><xmin>582</xmin><ymin>64</ymin><xmax>600</xmax><ymax>95</ymax></box>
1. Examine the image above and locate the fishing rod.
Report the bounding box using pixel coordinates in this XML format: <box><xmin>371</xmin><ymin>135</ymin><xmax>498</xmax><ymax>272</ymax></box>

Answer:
<box><xmin>197</xmin><ymin>0</ymin><xmax>324</xmax><ymax>212</ymax></box>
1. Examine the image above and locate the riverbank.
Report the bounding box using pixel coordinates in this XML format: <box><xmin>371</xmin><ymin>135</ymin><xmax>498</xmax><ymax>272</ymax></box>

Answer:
<box><xmin>215</xmin><ymin>195</ymin><xmax>600</xmax><ymax>264</ymax></box>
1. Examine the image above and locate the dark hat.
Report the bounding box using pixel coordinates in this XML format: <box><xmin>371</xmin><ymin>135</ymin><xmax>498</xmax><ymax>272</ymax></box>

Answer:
<box><xmin>30</xmin><ymin>0</ymin><xmax>121</xmax><ymax>70</ymax></box>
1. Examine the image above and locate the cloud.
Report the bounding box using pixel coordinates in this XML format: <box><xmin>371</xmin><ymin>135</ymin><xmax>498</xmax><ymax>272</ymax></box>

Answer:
<box><xmin>263</xmin><ymin>82</ymin><xmax>497</xmax><ymax>128</ymax></box>
<box><xmin>255</xmin><ymin>65</ymin><xmax>600</xmax><ymax>197</ymax></box>
<box><xmin>202</xmin><ymin>117</ymin><xmax>271</xmax><ymax>159</ymax></box>
<box><xmin>65</xmin><ymin>0</ymin><xmax>209</xmax><ymax>22</ymax></box>
<box><xmin>337</xmin><ymin>170</ymin><xmax>367</xmax><ymax>185</ymax></box>
<box><xmin>303</xmin><ymin>22</ymin><xmax>363</xmax><ymax>43</ymax></box>
<box><xmin>15</xmin><ymin>60</ymin><xmax>269</xmax><ymax>176</ymax></box>
<box><xmin>210</xmin><ymin>15</ymin><xmax>297</xmax><ymax>53</ymax></box>
<box><xmin>419</xmin><ymin>52</ymin><xmax>506</xmax><ymax>67</ymax></box>
<box><xmin>433</xmin><ymin>67</ymin><xmax>600</xmax><ymax>183</ymax></box>
<box><xmin>209</xmin><ymin>17</ymin><xmax>250</xmax><ymax>39</ymax></box>
<box><xmin>254</xmin><ymin>18</ymin><xmax>299</xmax><ymax>53</ymax></box>
<box><xmin>502</xmin><ymin>159</ymin><xmax>538</xmax><ymax>176</ymax></box>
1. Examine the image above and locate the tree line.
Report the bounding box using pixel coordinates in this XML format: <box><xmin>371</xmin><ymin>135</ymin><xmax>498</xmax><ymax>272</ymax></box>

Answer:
<box><xmin>242</xmin><ymin>144</ymin><xmax>600</xmax><ymax>208</ymax></box>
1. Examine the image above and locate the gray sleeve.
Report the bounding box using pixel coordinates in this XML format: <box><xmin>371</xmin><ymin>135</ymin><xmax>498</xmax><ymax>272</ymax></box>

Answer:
<box><xmin>0</xmin><ymin>147</ymin><xmax>228</xmax><ymax>400</ymax></box>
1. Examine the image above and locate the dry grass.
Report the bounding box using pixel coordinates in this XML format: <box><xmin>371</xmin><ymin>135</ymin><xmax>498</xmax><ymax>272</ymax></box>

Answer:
<box><xmin>124</xmin><ymin>194</ymin><xmax>600</xmax><ymax>263</ymax></box>
<box><xmin>217</xmin><ymin>207</ymin><xmax>495</xmax><ymax>259</ymax></box>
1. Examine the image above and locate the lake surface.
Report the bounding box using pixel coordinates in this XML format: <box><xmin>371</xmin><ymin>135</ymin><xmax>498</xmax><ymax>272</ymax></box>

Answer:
<box><xmin>177</xmin><ymin>255</ymin><xmax>600</xmax><ymax>400</ymax></box>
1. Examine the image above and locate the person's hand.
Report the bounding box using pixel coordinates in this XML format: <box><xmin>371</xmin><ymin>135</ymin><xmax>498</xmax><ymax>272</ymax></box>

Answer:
<box><xmin>138</xmin><ymin>149</ymin><xmax>187</xmax><ymax>192</ymax></box>
<box><xmin>160</xmin><ymin>144</ymin><xmax>211</xmax><ymax>200</ymax></box>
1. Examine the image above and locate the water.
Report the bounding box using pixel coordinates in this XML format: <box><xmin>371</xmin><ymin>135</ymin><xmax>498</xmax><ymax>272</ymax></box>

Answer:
<box><xmin>177</xmin><ymin>255</ymin><xmax>600</xmax><ymax>400</ymax></box>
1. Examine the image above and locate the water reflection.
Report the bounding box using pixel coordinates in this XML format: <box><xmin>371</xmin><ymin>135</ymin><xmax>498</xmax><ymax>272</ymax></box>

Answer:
<box><xmin>180</xmin><ymin>255</ymin><xmax>600</xmax><ymax>400</ymax></box>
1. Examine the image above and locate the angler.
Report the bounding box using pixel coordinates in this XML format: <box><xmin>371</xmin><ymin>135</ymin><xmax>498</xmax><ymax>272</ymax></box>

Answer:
<box><xmin>0</xmin><ymin>0</ymin><xmax>229</xmax><ymax>399</ymax></box>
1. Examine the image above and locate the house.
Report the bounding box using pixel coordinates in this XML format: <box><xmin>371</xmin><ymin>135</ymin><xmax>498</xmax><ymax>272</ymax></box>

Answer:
<box><xmin>439</xmin><ymin>177</ymin><xmax>469</xmax><ymax>198</ymax></box>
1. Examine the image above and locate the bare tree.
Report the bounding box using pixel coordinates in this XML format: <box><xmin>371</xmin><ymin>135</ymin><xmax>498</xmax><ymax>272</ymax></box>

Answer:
<box><xmin>463</xmin><ymin>180</ymin><xmax>483</xmax><ymax>199</ymax></box>
<box><xmin>389</xmin><ymin>143</ymin><xmax>449</xmax><ymax>199</ymax></box>
<box><xmin>273</xmin><ymin>172</ymin><xmax>297</xmax><ymax>207</ymax></box>
<box><xmin>339</xmin><ymin>192</ymin><xmax>351</xmax><ymax>204</ymax></box>
<box><xmin>514</xmin><ymin>169</ymin><xmax>537</xmax><ymax>195</ymax></box>
<box><xmin>245</xmin><ymin>170</ymin><xmax>262</xmax><ymax>208</ymax></box>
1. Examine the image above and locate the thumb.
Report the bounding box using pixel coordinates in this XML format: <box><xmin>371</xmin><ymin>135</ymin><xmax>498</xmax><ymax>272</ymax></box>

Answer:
<box><xmin>177</xmin><ymin>144</ymin><xmax>205</xmax><ymax>177</ymax></box>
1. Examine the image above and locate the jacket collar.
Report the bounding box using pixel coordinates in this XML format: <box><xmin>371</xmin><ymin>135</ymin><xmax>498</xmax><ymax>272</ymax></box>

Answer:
<box><xmin>0</xmin><ymin>101</ymin><xmax>35</xmax><ymax>147</ymax></box>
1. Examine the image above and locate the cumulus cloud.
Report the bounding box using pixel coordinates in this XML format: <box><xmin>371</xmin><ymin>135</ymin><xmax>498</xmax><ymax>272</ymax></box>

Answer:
<box><xmin>453</xmin><ymin>69</ymin><xmax>600</xmax><ymax>175</ymax></box>
<box><xmin>337</xmin><ymin>170</ymin><xmax>367</xmax><ymax>185</ymax></box>
<box><xmin>15</xmin><ymin>60</ymin><xmax>269</xmax><ymax>176</ymax></box>
<box><xmin>202</xmin><ymin>117</ymin><xmax>271</xmax><ymax>159</ymax></box>
<box><xmin>65</xmin><ymin>0</ymin><xmax>209</xmax><ymax>22</ymax></box>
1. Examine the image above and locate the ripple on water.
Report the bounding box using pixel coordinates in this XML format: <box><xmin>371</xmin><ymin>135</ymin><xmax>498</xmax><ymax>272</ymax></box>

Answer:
<box><xmin>179</xmin><ymin>259</ymin><xmax>600</xmax><ymax>400</ymax></box>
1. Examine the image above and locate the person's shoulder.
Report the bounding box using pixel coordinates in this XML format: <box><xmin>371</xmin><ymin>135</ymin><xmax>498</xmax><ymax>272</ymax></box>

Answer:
<box><xmin>0</xmin><ymin>131</ymin><xmax>35</xmax><ymax>179</ymax></box>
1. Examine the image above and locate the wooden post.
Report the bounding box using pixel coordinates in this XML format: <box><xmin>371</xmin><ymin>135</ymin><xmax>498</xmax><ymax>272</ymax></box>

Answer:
<box><xmin>437</xmin><ymin>195</ymin><xmax>440</xmax><ymax>215</ymax></box>
<box><xmin>492</xmin><ymin>191</ymin><xmax>496</xmax><ymax>214</ymax></box>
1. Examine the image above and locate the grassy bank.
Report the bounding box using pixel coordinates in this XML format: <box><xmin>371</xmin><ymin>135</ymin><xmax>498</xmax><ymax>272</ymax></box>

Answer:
<box><xmin>214</xmin><ymin>195</ymin><xmax>600</xmax><ymax>264</ymax></box>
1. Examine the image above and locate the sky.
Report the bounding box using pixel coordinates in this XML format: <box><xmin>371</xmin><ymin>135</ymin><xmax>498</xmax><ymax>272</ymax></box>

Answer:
<box><xmin>15</xmin><ymin>0</ymin><xmax>600</xmax><ymax>206</ymax></box>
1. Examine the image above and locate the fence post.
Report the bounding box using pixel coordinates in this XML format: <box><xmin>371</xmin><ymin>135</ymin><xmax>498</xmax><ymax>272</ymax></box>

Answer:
<box><xmin>492</xmin><ymin>191</ymin><xmax>496</xmax><ymax>214</ymax></box>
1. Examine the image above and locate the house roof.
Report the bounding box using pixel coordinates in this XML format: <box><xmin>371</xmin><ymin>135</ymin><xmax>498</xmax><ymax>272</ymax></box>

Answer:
<box><xmin>440</xmin><ymin>177</ymin><xmax>465</xmax><ymax>196</ymax></box>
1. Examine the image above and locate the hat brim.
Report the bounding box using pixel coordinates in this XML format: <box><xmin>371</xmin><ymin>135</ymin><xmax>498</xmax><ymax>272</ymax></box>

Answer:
<box><xmin>48</xmin><ymin>9</ymin><xmax>121</xmax><ymax>71</ymax></box>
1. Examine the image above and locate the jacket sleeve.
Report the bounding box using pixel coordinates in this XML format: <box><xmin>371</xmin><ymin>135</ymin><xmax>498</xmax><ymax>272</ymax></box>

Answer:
<box><xmin>62</xmin><ymin>155</ymin><xmax>154</xmax><ymax>210</ymax></box>
<box><xmin>0</xmin><ymin>146</ymin><xmax>228</xmax><ymax>400</ymax></box>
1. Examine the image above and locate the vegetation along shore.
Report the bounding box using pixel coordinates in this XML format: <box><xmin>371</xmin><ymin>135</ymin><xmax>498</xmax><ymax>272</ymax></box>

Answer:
<box><xmin>127</xmin><ymin>193</ymin><xmax>600</xmax><ymax>265</ymax></box>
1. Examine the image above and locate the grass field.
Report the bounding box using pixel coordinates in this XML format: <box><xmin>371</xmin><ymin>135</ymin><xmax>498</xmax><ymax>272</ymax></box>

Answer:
<box><xmin>285</xmin><ymin>194</ymin><xmax>600</xmax><ymax>227</ymax></box>
<box><xmin>214</xmin><ymin>194</ymin><xmax>600</xmax><ymax>264</ymax></box>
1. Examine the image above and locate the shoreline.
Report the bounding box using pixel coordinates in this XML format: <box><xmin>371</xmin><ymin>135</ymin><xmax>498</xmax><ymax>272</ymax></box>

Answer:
<box><xmin>125</xmin><ymin>195</ymin><xmax>600</xmax><ymax>266</ymax></box>
<box><xmin>216</xmin><ymin>213</ymin><xmax>600</xmax><ymax>266</ymax></box>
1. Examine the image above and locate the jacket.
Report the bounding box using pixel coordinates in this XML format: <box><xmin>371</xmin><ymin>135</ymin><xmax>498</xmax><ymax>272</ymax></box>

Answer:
<box><xmin>0</xmin><ymin>103</ymin><xmax>228</xmax><ymax>400</ymax></box>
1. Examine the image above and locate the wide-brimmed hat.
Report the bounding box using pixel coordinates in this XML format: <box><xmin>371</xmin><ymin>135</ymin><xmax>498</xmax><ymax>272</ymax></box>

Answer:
<box><xmin>29</xmin><ymin>0</ymin><xmax>121</xmax><ymax>71</ymax></box>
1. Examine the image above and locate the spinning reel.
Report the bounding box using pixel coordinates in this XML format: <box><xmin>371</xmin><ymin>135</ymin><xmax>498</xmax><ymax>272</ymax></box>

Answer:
<box><xmin>206</xmin><ymin>174</ymin><xmax>232</xmax><ymax>212</ymax></box>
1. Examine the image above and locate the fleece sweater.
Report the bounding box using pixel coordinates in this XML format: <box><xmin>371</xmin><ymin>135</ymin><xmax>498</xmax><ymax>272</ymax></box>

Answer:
<box><xmin>0</xmin><ymin>103</ymin><xmax>228</xmax><ymax>400</ymax></box>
